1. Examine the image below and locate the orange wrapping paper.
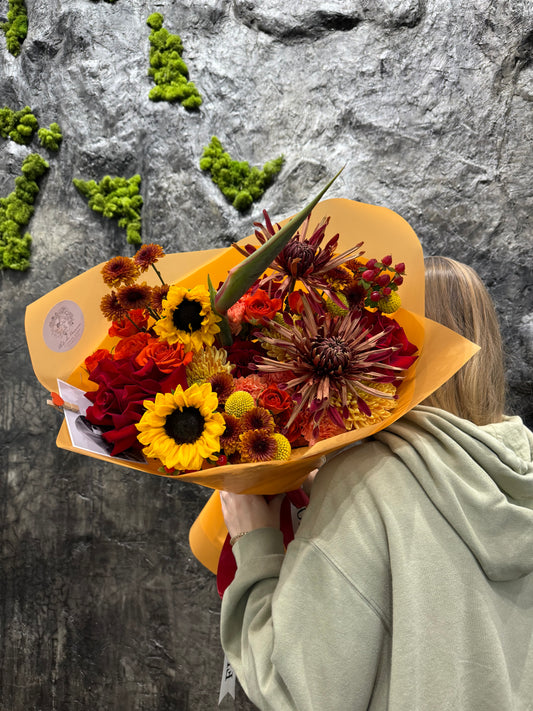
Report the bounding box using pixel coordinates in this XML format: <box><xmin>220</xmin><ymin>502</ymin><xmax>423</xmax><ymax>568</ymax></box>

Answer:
<box><xmin>25</xmin><ymin>198</ymin><xmax>479</xmax><ymax>573</ymax></box>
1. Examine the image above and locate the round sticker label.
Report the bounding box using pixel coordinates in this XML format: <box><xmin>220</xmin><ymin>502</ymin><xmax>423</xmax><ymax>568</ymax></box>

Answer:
<box><xmin>43</xmin><ymin>300</ymin><xmax>84</xmax><ymax>352</ymax></box>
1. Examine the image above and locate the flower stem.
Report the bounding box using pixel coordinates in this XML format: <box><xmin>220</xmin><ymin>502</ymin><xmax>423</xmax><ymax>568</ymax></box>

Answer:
<box><xmin>151</xmin><ymin>263</ymin><xmax>165</xmax><ymax>285</ymax></box>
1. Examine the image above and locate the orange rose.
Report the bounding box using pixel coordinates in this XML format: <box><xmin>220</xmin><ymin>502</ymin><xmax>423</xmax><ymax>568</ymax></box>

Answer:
<box><xmin>243</xmin><ymin>289</ymin><xmax>282</xmax><ymax>325</ymax></box>
<box><xmin>135</xmin><ymin>338</ymin><xmax>193</xmax><ymax>373</ymax></box>
<box><xmin>258</xmin><ymin>385</ymin><xmax>293</xmax><ymax>414</ymax></box>
<box><xmin>113</xmin><ymin>332</ymin><xmax>151</xmax><ymax>360</ymax></box>
<box><xmin>84</xmin><ymin>348</ymin><xmax>110</xmax><ymax>374</ymax></box>
<box><xmin>108</xmin><ymin>309</ymin><xmax>149</xmax><ymax>338</ymax></box>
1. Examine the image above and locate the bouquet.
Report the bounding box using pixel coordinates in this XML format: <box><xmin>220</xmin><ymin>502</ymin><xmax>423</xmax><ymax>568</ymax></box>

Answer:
<box><xmin>26</xmin><ymin>178</ymin><xmax>479</xmax><ymax>573</ymax></box>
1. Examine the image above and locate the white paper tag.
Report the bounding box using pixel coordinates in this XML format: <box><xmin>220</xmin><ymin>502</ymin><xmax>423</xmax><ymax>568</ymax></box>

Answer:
<box><xmin>43</xmin><ymin>300</ymin><xmax>84</xmax><ymax>352</ymax></box>
<box><xmin>218</xmin><ymin>654</ymin><xmax>236</xmax><ymax>705</ymax></box>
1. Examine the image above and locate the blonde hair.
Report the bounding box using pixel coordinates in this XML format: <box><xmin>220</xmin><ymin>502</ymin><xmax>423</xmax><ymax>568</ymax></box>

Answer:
<box><xmin>422</xmin><ymin>256</ymin><xmax>506</xmax><ymax>425</ymax></box>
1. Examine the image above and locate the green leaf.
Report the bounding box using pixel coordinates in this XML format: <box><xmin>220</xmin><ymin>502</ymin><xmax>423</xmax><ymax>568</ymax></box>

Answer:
<box><xmin>213</xmin><ymin>167</ymin><xmax>344</xmax><ymax>314</ymax></box>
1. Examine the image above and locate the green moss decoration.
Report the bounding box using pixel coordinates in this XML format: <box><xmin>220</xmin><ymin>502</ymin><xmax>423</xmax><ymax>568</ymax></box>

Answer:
<box><xmin>0</xmin><ymin>106</ymin><xmax>38</xmax><ymax>145</ymax></box>
<box><xmin>38</xmin><ymin>123</ymin><xmax>63</xmax><ymax>151</ymax></box>
<box><xmin>146</xmin><ymin>12</ymin><xmax>202</xmax><ymax>109</ymax></box>
<box><xmin>199</xmin><ymin>136</ymin><xmax>284</xmax><ymax>212</ymax></box>
<box><xmin>0</xmin><ymin>153</ymin><xmax>49</xmax><ymax>271</ymax></box>
<box><xmin>73</xmin><ymin>174</ymin><xmax>143</xmax><ymax>245</ymax></box>
<box><xmin>1</xmin><ymin>0</ymin><xmax>28</xmax><ymax>56</ymax></box>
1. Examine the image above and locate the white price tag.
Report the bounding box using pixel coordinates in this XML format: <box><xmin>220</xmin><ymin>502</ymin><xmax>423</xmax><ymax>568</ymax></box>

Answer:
<box><xmin>218</xmin><ymin>653</ymin><xmax>236</xmax><ymax>705</ymax></box>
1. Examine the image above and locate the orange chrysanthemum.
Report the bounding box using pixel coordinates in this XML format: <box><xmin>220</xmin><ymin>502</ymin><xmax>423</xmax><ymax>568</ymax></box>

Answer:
<box><xmin>101</xmin><ymin>256</ymin><xmax>139</xmax><ymax>287</ymax></box>
<box><xmin>100</xmin><ymin>291</ymin><xmax>127</xmax><ymax>321</ymax></box>
<box><xmin>134</xmin><ymin>243</ymin><xmax>165</xmax><ymax>271</ymax></box>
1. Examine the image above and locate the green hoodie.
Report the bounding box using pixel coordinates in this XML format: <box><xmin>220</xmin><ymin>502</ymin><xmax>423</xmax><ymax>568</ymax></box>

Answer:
<box><xmin>221</xmin><ymin>406</ymin><xmax>533</xmax><ymax>710</ymax></box>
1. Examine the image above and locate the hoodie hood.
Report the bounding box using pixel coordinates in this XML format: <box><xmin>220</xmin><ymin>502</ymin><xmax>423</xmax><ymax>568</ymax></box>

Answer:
<box><xmin>375</xmin><ymin>406</ymin><xmax>533</xmax><ymax>582</ymax></box>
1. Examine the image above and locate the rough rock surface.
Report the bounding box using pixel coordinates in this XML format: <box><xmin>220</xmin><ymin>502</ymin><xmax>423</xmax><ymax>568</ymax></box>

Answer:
<box><xmin>1</xmin><ymin>1</ymin><xmax>532</xmax><ymax>709</ymax></box>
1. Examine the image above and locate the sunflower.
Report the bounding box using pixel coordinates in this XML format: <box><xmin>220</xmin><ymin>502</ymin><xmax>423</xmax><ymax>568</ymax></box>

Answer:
<box><xmin>154</xmin><ymin>285</ymin><xmax>221</xmax><ymax>352</ymax></box>
<box><xmin>136</xmin><ymin>383</ymin><xmax>225</xmax><ymax>471</ymax></box>
<box><xmin>255</xmin><ymin>295</ymin><xmax>404</xmax><ymax>434</ymax></box>
<box><xmin>101</xmin><ymin>256</ymin><xmax>139</xmax><ymax>287</ymax></box>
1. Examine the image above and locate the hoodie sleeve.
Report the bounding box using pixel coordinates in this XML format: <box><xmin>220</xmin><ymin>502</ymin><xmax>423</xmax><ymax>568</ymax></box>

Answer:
<box><xmin>220</xmin><ymin>527</ymin><xmax>388</xmax><ymax>711</ymax></box>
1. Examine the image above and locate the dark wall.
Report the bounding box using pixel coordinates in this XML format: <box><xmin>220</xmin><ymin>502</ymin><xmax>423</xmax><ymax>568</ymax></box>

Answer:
<box><xmin>1</xmin><ymin>2</ymin><xmax>531</xmax><ymax>709</ymax></box>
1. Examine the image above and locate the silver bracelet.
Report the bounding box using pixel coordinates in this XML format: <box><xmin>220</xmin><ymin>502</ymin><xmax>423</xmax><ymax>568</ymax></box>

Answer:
<box><xmin>229</xmin><ymin>531</ymin><xmax>249</xmax><ymax>547</ymax></box>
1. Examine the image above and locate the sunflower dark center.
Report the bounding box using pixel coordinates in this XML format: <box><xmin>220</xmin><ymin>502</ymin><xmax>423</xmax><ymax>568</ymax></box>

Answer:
<box><xmin>282</xmin><ymin>241</ymin><xmax>315</xmax><ymax>276</ymax></box>
<box><xmin>164</xmin><ymin>406</ymin><xmax>205</xmax><ymax>444</ymax></box>
<box><xmin>172</xmin><ymin>299</ymin><xmax>203</xmax><ymax>332</ymax></box>
<box><xmin>310</xmin><ymin>336</ymin><xmax>351</xmax><ymax>375</ymax></box>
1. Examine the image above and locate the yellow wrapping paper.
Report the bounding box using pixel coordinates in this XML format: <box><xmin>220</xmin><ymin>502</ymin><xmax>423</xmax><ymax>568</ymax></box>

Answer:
<box><xmin>25</xmin><ymin>198</ymin><xmax>479</xmax><ymax>573</ymax></box>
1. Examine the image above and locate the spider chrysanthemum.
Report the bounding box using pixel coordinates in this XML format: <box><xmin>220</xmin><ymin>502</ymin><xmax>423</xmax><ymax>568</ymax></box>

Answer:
<box><xmin>236</xmin><ymin>211</ymin><xmax>364</xmax><ymax>306</ymax></box>
<box><xmin>255</xmin><ymin>296</ymin><xmax>405</xmax><ymax>435</ymax></box>
<box><xmin>136</xmin><ymin>383</ymin><xmax>225</xmax><ymax>471</ymax></box>
<box><xmin>154</xmin><ymin>285</ymin><xmax>221</xmax><ymax>352</ymax></box>
<box><xmin>101</xmin><ymin>256</ymin><xmax>139</xmax><ymax>287</ymax></box>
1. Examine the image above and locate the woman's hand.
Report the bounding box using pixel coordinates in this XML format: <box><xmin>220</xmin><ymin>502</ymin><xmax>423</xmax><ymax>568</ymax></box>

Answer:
<box><xmin>219</xmin><ymin>491</ymin><xmax>284</xmax><ymax>539</ymax></box>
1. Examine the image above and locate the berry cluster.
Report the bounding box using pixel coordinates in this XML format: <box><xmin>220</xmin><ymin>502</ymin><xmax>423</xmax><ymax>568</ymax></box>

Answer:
<box><xmin>349</xmin><ymin>256</ymin><xmax>406</xmax><ymax>309</ymax></box>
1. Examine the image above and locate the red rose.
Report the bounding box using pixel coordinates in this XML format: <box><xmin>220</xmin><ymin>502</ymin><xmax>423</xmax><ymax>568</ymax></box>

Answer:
<box><xmin>84</xmin><ymin>352</ymin><xmax>188</xmax><ymax>455</ymax></box>
<box><xmin>226</xmin><ymin>340</ymin><xmax>266</xmax><ymax>377</ymax></box>
<box><xmin>135</xmin><ymin>338</ymin><xmax>193</xmax><ymax>373</ymax></box>
<box><xmin>258</xmin><ymin>385</ymin><xmax>293</xmax><ymax>414</ymax></box>
<box><xmin>108</xmin><ymin>309</ymin><xmax>149</xmax><ymax>338</ymax></box>
<box><xmin>84</xmin><ymin>348</ymin><xmax>110</xmax><ymax>374</ymax></box>
<box><xmin>243</xmin><ymin>289</ymin><xmax>283</xmax><ymax>325</ymax></box>
<box><xmin>112</xmin><ymin>332</ymin><xmax>151</xmax><ymax>360</ymax></box>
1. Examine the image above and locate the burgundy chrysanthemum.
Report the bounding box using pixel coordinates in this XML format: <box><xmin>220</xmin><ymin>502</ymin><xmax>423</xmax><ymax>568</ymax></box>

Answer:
<box><xmin>208</xmin><ymin>372</ymin><xmax>234</xmax><ymax>405</ymax></box>
<box><xmin>240</xmin><ymin>406</ymin><xmax>275</xmax><ymax>433</ymax></box>
<box><xmin>239</xmin><ymin>428</ymin><xmax>277</xmax><ymax>463</ymax></box>
<box><xmin>117</xmin><ymin>283</ymin><xmax>152</xmax><ymax>311</ymax></box>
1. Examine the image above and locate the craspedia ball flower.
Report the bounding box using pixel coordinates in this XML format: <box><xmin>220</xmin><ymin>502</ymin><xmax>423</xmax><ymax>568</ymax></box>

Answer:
<box><xmin>133</xmin><ymin>243</ymin><xmax>165</xmax><ymax>271</ymax></box>
<box><xmin>377</xmin><ymin>292</ymin><xmax>401</xmax><ymax>313</ymax></box>
<box><xmin>239</xmin><ymin>428</ymin><xmax>277</xmax><ymax>463</ymax></box>
<box><xmin>136</xmin><ymin>383</ymin><xmax>225</xmax><ymax>471</ymax></box>
<box><xmin>273</xmin><ymin>433</ymin><xmax>291</xmax><ymax>460</ymax></box>
<box><xmin>225</xmin><ymin>390</ymin><xmax>254</xmax><ymax>417</ymax></box>
<box><xmin>101</xmin><ymin>256</ymin><xmax>139</xmax><ymax>287</ymax></box>
<box><xmin>325</xmin><ymin>292</ymin><xmax>349</xmax><ymax>316</ymax></box>
<box><xmin>240</xmin><ymin>406</ymin><xmax>275</xmax><ymax>433</ymax></box>
<box><xmin>154</xmin><ymin>285</ymin><xmax>221</xmax><ymax>352</ymax></box>
<box><xmin>100</xmin><ymin>291</ymin><xmax>127</xmax><ymax>321</ymax></box>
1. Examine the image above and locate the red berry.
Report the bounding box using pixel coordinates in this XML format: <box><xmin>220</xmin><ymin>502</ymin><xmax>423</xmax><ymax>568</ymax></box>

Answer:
<box><xmin>216</xmin><ymin>454</ymin><xmax>228</xmax><ymax>466</ymax></box>
<box><xmin>362</xmin><ymin>269</ymin><xmax>375</xmax><ymax>281</ymax></box>
<box><xmin>393</xmin><ymin>275</ymin><xmax>404</xmax><ymax>286</ymax></box>
<box><xmin>381</xmin><ymin>255</ymin><xmax>393</xmax><ymax>266</ymax></box>
<box><xmin>370</xmin><ymin>291</ymin><xmax>381</xmax><ymax>302</ymax></box>
<box><xmin>366</xmin><ymin>258</ymin><xmax>377</xmax><ymax>269</ymax></box>
<box><xmin>376</xmin><ymin>274</ymin><xmax>391</xmax><ymax>287</ymax></box>
<box><xmin>394</xmin><ymin>262</ymin><xmax>405</xmax><ymax>273</ymax></box>
<box><xmin>382</xmin><ymin>286</ymin><xmax>392</xmax><ymax>296</ymax></box>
